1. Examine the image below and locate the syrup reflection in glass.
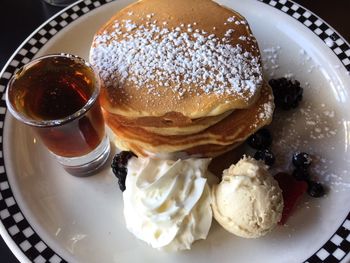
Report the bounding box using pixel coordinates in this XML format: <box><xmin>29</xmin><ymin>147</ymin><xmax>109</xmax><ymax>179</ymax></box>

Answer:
<box><xmin>6</xmin><ymin>53</ymin><xmax>110</xmax><ymax>176</ymax></box>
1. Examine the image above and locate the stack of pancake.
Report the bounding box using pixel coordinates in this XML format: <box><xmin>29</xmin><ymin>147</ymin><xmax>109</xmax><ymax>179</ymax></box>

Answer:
<box><xmin>89</xmin><ymin>0</ymin><xmax>274</xmax><ymax>158</ymax></box>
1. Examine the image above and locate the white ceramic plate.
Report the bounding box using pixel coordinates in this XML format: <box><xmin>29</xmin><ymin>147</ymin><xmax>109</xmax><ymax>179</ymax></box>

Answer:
<box><xmin>1</xmin><ymin>0</ymin><xmax>350</xmax><ymax>262</ymax></box>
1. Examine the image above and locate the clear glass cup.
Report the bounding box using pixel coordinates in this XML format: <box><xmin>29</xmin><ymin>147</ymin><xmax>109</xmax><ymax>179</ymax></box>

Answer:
<box><xmin>42</xmin><ymin>0</ymin><xmax>77</xmax><ymax>7</ymax></box>
<box><xmin>6</xmin><ymin>53</ymin><xmax>110</xmax><ymax>176</ymax></box>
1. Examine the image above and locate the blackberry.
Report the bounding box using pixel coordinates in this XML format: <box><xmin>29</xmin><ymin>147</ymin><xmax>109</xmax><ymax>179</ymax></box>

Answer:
<box><xmin>292</xmin><ymin>152</ymin><xmax>312</xmax><ymax>168</ymax></box>
<box><xmin>254</xmin><ymin>149</ymin><xmax>275</xmax><ymax>166</ymax></box>
<box><xmin>292</xmin><ymin>168</ymin><xmax>309</xmax><ymax>181</ymax></box>
<box><xmin>111</xmin><ymin>151</ymin><xmax>135</xmax><ymax>191</ymax></box>
<box><xmin>247</xmin><ymin>128</ymin><xmax>272</xmax><ymax>150</ymax></box>
<box><xmin>269</xmin><ymin>78</ymin><xmax>303</xmax><ymax>110</ymax></box>
<box><xmin>307</xmin><ymin>181</ymin><xmax>325</xmax><ymax>198</ymax></box>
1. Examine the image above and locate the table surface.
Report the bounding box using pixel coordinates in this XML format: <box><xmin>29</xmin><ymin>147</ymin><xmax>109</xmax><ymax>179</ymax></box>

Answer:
<box><xmin>0</xmin><ymin>0</ymin><xmax>349</xmax><ymax>262</ymax></box>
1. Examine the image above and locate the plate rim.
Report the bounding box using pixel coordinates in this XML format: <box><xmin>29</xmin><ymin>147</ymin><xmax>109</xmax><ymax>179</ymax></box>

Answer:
<box><xmin>0</xmin><ymin>0</ymin><xmax>349</xmax><ymax>262</ymax></box>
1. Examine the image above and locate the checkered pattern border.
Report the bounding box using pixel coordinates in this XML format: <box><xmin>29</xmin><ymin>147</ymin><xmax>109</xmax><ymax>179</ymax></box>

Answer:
<box><xmin>306</xmin><ymin>215</ymin><xmax>350</xmax><ymax>263</ymax></box>
<box><xmin>0</xmin><ymin>0</ymin><xmax>349</xmax><ymax>262</ymax></box>
<box><xmin>258</xmin><ymin>0</ymin><xmax>350</xmax><ymax>72</ymax></box>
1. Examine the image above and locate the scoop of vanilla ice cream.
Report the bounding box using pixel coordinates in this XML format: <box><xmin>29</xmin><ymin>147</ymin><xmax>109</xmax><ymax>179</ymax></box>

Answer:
<box><xmin>212</xmin><ymin>156</ymin><xmax>283</xmax><ymax>238</ymax></box>
<box><xmin>123</xmin><ymin>157</ymin><xmax>213</xmax><ymax>251</ymax></box>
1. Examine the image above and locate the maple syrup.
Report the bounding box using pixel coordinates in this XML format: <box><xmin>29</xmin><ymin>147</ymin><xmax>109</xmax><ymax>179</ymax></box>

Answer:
<box><xmin>7</xmin><ymin>54</ymin><xmax>105</xmax><ymax>157</ymax></box>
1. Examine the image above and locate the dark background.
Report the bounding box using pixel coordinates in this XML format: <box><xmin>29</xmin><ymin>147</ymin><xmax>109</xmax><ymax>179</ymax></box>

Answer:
<box><xmin>0</xmin><ymin>0</ymin><xmax>349</xmax><ymax>262</ymax></box>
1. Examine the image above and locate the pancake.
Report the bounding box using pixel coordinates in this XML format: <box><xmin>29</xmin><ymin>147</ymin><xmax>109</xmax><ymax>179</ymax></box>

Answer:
<box><xmin>112</xmin><ymin>134</ymin><xmax>241</xmax><ymax>158</ymax></box>
<box><xmin>103</xmin><ymin>109</ymin><xmax>233</xmax><ymax>135</ymax></box>
<box><xmin>90</xmin><ymin>0</ymin><xmax>263</xmax><ymax>119</ymax></box>
<box><xmin>104</xmin><ymin>82</ymin><xmax>274</xmax><ymax>157</ymax></box>
<box><xmin>112</xmin><ymin>132</ymin><xmax>242</xmax><ymax>158</ymax></box>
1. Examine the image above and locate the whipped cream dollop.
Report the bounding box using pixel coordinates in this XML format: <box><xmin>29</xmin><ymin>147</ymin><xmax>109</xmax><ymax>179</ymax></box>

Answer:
<box><xmin>123</xmin><ymin>157</ymin><xmax>213</xmax><ymax>251</ymax></box>
<box><xmin>212</xmin><ymin>156</ymin><xmax>283</xmax><ymax>238</ymax></box>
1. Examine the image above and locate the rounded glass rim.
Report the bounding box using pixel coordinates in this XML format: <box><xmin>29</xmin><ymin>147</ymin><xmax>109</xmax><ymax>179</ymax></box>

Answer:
<box><xmin>5</xmin><ymin>53</ymin><xmax>101</xmax><ymax>128</ymax></box>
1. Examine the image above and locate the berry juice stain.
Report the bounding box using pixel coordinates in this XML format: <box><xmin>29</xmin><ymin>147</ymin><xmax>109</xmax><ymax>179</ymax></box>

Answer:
<box><xmin>9</xmin><ymin>55</ymin><xmax>105</xmax><ymax>157</ymax></box>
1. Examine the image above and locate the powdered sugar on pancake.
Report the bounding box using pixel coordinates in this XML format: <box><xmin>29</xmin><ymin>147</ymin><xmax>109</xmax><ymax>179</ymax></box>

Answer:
<box><xmin>90</xmin><ymin>16</ymin><xmax>263</xmax><ymax>99</ymax></box>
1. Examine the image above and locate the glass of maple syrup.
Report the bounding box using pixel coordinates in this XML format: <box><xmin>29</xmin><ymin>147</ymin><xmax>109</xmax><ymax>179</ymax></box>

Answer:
<box><xmin>6</xmin><ymin>53</ymin><xmax>110</xmax><ymax>176</ymax></box>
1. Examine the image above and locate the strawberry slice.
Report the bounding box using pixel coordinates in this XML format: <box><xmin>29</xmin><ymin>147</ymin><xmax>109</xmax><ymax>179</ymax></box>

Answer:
<box><xmin>274</xmin><ymin>172</ymin><xmax>308</xmax><ymax>225</ymax></box>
